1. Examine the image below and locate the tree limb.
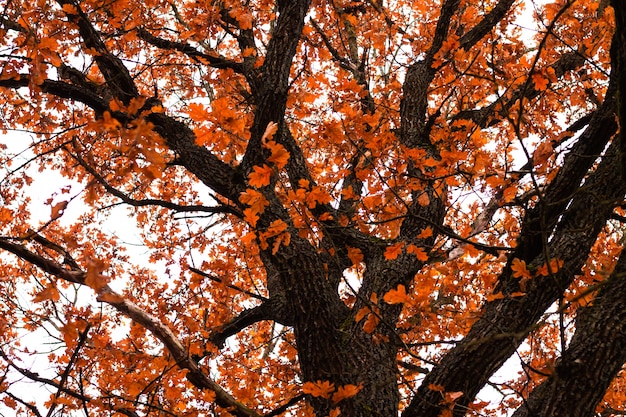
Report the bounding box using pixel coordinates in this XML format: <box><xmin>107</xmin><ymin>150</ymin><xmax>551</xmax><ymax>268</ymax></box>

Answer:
<box><xmin>0</xmin><ymin>240</ymin><xmax>261</xmax><ymax>417</ymax></box>
<box><xmin>136</xmin><ymin>28</ymin><xmax>245</xmax><ymax>73</ymax></box>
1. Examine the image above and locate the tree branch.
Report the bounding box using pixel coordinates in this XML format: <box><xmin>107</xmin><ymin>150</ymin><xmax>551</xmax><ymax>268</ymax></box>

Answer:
<box><xmin>0</xmin><ymin>348</ymin><xmax>91</xmax><ymax>403</ymax></box>
<box><xmin>189</xmin><ymin>267</ymin><xmax>266</xmax><ymax>301</ymax></box>
<box><xmin>46</xmin><ymin>324</ymin><xmax>91</xmax><ymax>417</ymax></box>
<box><xmin>403</xmin><ymin>126</ymin><xmax>625</xmax><ymax>417</ymax></box>
<box><xmin>56</xmin><ymin>0</ymin><xmax>139</xmax><ymax>103</ymax></box>
<box><xmin>0</xmin><ymin>76</ymin><xmax>109</xmax><ymax>115</ymax></box>
<box><xmin>69</xmin><ymin>149</ymin><xmax>242</xmax><ymax>217</ymax></box>
<box><xmin>0</xmin><ymin>240</ymin><xmax>261</xmax><ymax>417</ymax></box>
<box><xmin>136</xmin><ymin>28</ymin><xmax>245</xmax><ymax>73</ymax></box>
<box><xmin>511</xmin><ymin>252</ymin><xmax>626</xmax><ymax>417</ymax></box>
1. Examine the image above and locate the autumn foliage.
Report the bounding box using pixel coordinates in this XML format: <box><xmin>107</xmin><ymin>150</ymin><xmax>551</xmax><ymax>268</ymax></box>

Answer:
<box><xmin>0</xmin><ymin>0</ymin><xmax>625</xmax><ymax>415</ymax></box>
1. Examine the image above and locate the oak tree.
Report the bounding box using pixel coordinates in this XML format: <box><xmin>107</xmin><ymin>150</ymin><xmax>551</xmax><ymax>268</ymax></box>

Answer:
<box><xmin>0</xmin><ymin>0</ymin><xmax>625</xmax><ymax>416</ymax></box>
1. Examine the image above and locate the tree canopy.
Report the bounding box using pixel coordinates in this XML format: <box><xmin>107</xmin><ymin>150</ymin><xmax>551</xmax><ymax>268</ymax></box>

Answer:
<box><xmin>0</xmin><ymin>0</ymin><xmax>625</xmax><ymax>415</ymax></box>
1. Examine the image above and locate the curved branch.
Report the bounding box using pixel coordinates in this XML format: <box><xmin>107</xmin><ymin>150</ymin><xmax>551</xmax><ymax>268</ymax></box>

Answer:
<box><xmin>0</xmin><ymin>76</ymin><xmax>109</xmax><ymax>114</ymax></box>
<box><xmin>56</xmin><ymin>0</ymin><xmax>138</xmax><ymax>103</ymax></box>
<box><xmin>459</xmin><ymin>0</ymin><xmax>516</xmax><ymax>51</ymax></box>
<box><xmin>0</xmin><ymin>240</ymin><xmax>261</xmax><ymax>417</ymax></box>
<box><xmin>0</xmin><ymin>348</ymin><xmax>90</xmax><ymax>403</ymax></box>
<box><xmin>454</xmin><ymin>51</ymin><xmax>587</xmax><ymax>127</ymax></box>
<box><xmin>69</xmin><ymin>149</ymin><xmax>242</xmax><ymax>217</ymax></box>
<box><xmin>189</xmin><ymin>267</ymin><xmax>266</xmax><ymax>301</ymax></box>
<box><xmin>136</xmin><ymin>28</ymin><xmax>245</xmax><ymax>73</ymax></box>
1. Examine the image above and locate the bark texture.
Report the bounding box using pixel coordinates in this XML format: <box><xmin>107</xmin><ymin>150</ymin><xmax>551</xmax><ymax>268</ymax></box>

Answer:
<box><xmin>1</xmin><ymin>0</ymin><xmax>626</xmax><ymax>416</ymax></box>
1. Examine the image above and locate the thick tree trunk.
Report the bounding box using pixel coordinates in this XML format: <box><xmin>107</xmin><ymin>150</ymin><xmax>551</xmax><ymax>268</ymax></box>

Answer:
<box><xmin>272</xmin><ymin>242</ymin><xmax>402</xmax><ymax>416</ymax></box>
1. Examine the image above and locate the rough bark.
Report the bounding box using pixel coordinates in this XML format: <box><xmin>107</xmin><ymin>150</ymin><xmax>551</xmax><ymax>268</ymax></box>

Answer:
<box><xmin>510</xmin><ymin>249</ymin><xmax>626</xmax><ymax>417</ymax></box>
<box><xmin>403</xmin><ymin>133</ymin><xmax>625</xmax><ymax>416</ymax></box>
<box><xmin>1</xmin><ymin>0</ymin><xmax>625</xmax><ymax>416</ymax></box>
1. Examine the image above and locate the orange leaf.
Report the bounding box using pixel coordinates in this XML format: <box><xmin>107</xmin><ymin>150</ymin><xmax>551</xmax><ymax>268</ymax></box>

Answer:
<box><xmin>332</xmin><ymin>384</ymin><xmax>363</xmax><ymax>403</ymax></box>
<box><xmin>302</xmin><ymin>380</ymin><xmax>335</xmax><ymax>399</ymax></box>
<box><xmin>486</xmin><ymin>292</ymin><xmax>505</xmax><ymax>302</ymax></box>
<box><xmin>266</xmin><ymin>141</ymin><xmax>290</xmax><ymax>169</ymax></box>
<box><xmin>239</xmin><ymin>189</ymin><xmax>269</xmax><ymax>217</ymax></box>
<box><xmin>383</xmin><ymin>285</ymin><xmax>410</xmax><ymax>304</ymax></box>
<box><xmin>50</xmin><ymin>200</ymin><xmax>68</xmax><ymax>220</ymax></box>
<box><xmin>33</xmin><ymin>285</ymin><xmax>60</xmax><ymax>303</ymax></box>
<box><xmin>329</xmin><ymin>408</ymin><xmax>341</xmax><ymax>417</ymax></box>
<box><xmin>532</xmin><ymin>72</ymin><xmax>549</xmax><ymax>91</ymax></box>
<box><xmin>417</xmin><ymin>193</ymin><xmax>430</xmax><ymax>206</ymax></box>
<box><xmin>417</xmin><ymin>227</ymin><xmax>433</xmax><ymax>239</ymax></box>
<box><xmin>355</xmin><ymin>306</ymin><xmax>370</xmax><ymax>322</ymax></box>
<box><xmin>347</xmin><ymin>246</ymin><xmax>364</xmax><ymax>265</ymax></box>
<box><xmin>537</xmin><ymin>258</ymin><xmax>565</xmax><ymax>276</ymax></box>
<box><xmin>186</xmin><ymin>102</ymin><xmax>210</xmax><ymax>122</ymax></box>
<box><xmin>407</xmin><ymin>244</ymin><xmax>428</xmax><ymax>261</ymax></box>
<box><xmin>261</xmin><ymin>121</ymin><xmax>278</xmax><ymax>142</ymax></box>
<box><xmin>305</xmin><ymin>186</ymin><xmax>332</xmax><ymax>208</ymax></box>
<box><xmin>272</xmin><ymin>231</ymin><xmax>291</xmax><ymax>254</ymax></box>
<box><xmin>445</xmin><ymin>391</ymin><xmax>464</xmax><ymax>402</ymax></box>
<box><xmin>384</xmin><ymin>243</ymin><xmax>404</xmax><ymax>260</ymax></box>
<box><xmin>265</xmin><ymin>219</ymin><xmax>288</xmax><ymax>237</ymax></box>
<box><xmin>511</xmin><ymin>258</ymin><xmax>532</xmax><ymax>279</ymax></box>
<box><xmin>248</xmin><ymin>164</ymin><xmax>273</xmax><ymax>188</ymax></box>
<box><xmin>61</xmin><ymin>3</ymin><xmax>78</xmax><ymax>13</ymax></box>
<box><xmin>362</xmin><ymin>312</ymin><xmax>380</xmax><ymax>333</ymax></box>
<box><xmin>85</xmin><ymin>258</ymin><xmax>109</xmax><ymax>292</ymax></box>
<box><xmin>502</xmin><ymin>185</ymin><xmax>517</xmax><ymax>203</ymax></box>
